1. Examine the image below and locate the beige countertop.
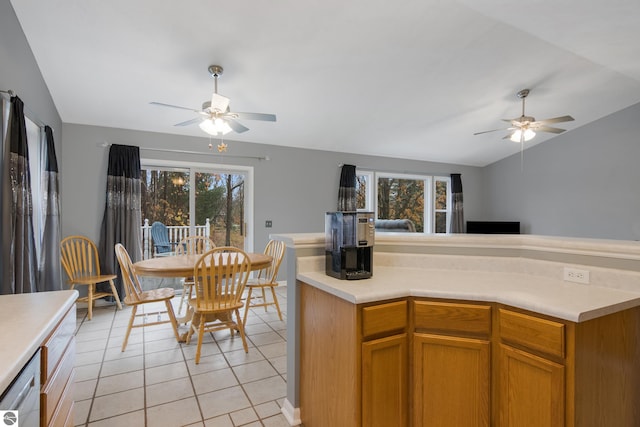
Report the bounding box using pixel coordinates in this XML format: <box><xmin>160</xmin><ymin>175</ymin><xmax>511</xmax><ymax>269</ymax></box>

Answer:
<box><xmin>299</xmin><ymin>266</ymin><xmax>640</xmax><ymax>322</ymax></box>
<box><xmin>0</xmin><ymin>290</ymin><xmax>78</xmax><ymax>393</ymax></box>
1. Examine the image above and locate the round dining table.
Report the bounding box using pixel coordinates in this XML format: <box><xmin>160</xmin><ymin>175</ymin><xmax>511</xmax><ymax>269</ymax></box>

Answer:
<box><xmin>133</xmin><ymin>252</ymin><xmax>272</xmax><ymax>278</ymax></box>
<box><xmin>133</xmin><ymin>252</ymin><xmax>272</xmax><ymax>337</ymax></box>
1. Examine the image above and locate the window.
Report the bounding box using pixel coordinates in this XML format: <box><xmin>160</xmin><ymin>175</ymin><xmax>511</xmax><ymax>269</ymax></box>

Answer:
<box><xmin>356</xmin><ymin>171</ymin><xmax>452</xmax><ymax>234</ymax></box>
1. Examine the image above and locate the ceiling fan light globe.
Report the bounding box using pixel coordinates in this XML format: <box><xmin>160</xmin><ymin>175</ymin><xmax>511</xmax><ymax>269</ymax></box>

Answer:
<box><xmin>199</xmin><ymin>118</ymin><xmax>232</xmax><ymax>136</ymax></box>
<box><xmin>510</xmin><ymin>128</ymin><xmax>536</xmax><ymax>142</ymax></box>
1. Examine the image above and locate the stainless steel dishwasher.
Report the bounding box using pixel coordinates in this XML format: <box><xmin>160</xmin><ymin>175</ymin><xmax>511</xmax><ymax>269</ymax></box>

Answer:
<box><xmin>0</xmin><ymin>349</ymin><xmax>40</xmax><ymax>427</ymax></box>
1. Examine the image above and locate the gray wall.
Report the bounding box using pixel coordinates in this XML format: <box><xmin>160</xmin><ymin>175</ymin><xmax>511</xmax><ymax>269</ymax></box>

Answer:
<box><xmin>0</xmin><ymin>1</ymin><xmax>62</xmax><ymax>146</ymax></box>
<box><xmin>482</xmin><ymin>101</ymin><xmax>640</xmax><ymax>241</ymax></box>
<box><xmin>60</xmin><ymin>123</ymin><xmax>484</xmax><ymax>257</ymax></box>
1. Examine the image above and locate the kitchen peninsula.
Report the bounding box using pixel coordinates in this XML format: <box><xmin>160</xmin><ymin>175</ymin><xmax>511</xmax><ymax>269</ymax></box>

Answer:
<box><xmin>0</xmin><ymin>290</ymin><xmax>78</xmax><ymax>427</ymax></box>
<box><xmin>274</xmin><ymin>233</ymin><xmax>640</xmax><ymax>427</ymax></box>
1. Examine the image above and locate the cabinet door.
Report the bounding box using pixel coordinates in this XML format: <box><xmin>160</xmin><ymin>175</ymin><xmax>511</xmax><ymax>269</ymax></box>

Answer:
<box><xmin>498</xmin><ymin>344</ymin><xmax>564</xmax><ymax>427</ymax></box>
<box><xmin>362</xmin><ymin>334</ymin><xmax>408</xmax><ymax>427</ymax></box>
<box><xmin>413</xmin><ymin>333</ymin><xmax>490</xmax><ymax>427</ymax></box>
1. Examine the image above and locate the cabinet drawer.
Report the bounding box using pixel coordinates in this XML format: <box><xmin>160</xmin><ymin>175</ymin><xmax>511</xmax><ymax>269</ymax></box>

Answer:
<box><xmin>499</xmin><ymin>309</ymin><xmax>565</xmax><ymax>359</ymax></box>
<box><xmin>41</xmin><ymin>339</ymin><xmax>75</xmax><ymax>426</ymax></box>
<box><xmin>41</xmin><ymin>304</ymin><xmax>76</xmax><ymax>384</ymax></box>
<box><xmin>47</xmin><ymin>370</ymin><xmax>75</xmax><ymax>427</ymax></box>
<box><xmin>414</xmin><ymin>301</ymin><xmax>491</xmax><ymax>336</ymax></box>
<box><xmin>362</xmin><ymin>300</ymin><xmax>407</xmax><ymax>339</ymax></box>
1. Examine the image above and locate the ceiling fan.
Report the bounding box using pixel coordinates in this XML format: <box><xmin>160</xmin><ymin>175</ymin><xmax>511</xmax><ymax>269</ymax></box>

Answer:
<box><xmin>150</xmin><ymin>65</ymin><xmax>276</xmax><ymax>136</ymax></box>
<box><xmin>474</xmin><ymin>89</ymin><xmax>574</xmax><ymax>143</ymax></box>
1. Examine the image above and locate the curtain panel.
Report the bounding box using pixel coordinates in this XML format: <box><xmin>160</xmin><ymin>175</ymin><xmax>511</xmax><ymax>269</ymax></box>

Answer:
<box><xmin>38</xmin><ymin>126</ymin><xmax>62</xmax><ymax>291</ymax></box>
<box><xmin>338</xmin><ymin>164</ymin><xmax>357</xmax><ymax>211</ymax></box>
<box><xmin>0</xmin><ymin>96</ymin><xmax>37</xmax><ymax>294</ymax></box>
<box><xmin>450</xmin><ymin>173</ymin><xmax>464</xmax><ymax>233</ymax></box>
<box><xmin>98</xmin><ymin>144</ymin><xmax>142</xmax><ymax>298</ymax></box>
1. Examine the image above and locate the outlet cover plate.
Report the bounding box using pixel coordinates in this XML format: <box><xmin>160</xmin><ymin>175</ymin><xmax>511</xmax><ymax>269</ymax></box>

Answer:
<box><xmin>563</xmin><ymin>267</ymin><xmax>590</xmax><ymax>284</ymax></box>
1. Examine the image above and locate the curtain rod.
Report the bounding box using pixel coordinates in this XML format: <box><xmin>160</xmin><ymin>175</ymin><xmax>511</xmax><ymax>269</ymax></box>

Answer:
<box><xmin>99</xmin><ymin>142</ymin><xmax>270</xmax><ymax>161</ymax></box>
<box><xmin>1</xmin><ymin>88</ymin><xmax>52</xmax><ymax>131</ymax></box>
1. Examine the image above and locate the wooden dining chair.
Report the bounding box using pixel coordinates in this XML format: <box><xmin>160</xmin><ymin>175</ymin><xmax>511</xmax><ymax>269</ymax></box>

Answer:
<box><xmin>114</xmin><ymin>243</ymin><xmax>181</xmax><ymax>351</ymax></box>
<box><xmin>175</xmin><ymin>235</ymin><xmax>216</xmax><ymax>316</ymax></box>
<box><xmin>243</xmin><ymin>239</ymin><xmax>286</xmax><ymax>326</ymax></box>
<box><xmin>60</xmin><ymin>235</ymin><xmax>123</xmax><ymax>320</ymax></box>
<box><xmin>186</xmin><ymin>247</ymin><xmax>252</xmax><ymax>364</ymax></box>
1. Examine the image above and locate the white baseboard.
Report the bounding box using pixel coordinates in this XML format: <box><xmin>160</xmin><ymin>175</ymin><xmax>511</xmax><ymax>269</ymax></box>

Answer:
<box><xmin>281</xmin><ymin>398</ymin><xmax>301</xmax><ymax>426</ymax></box>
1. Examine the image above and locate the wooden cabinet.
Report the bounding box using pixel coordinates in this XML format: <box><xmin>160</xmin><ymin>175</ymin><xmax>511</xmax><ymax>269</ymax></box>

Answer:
<box><xmin>299</xmin><ymin>282</ymin><xmax>640</xmax><ymax>427</ymax></box>
<box><xmin>497</xmin><ymin>308</ymin><xmax>566</xmax><ymax>427</ymax></box>
<box><xmin>40</xmin><ymin>304</ymin><xmax>76</xmax><ymax>427</ymax></box>
<box><xmin>299</xmin><ymin>283</ymin><xmax>407</xmax><ymax>427</ymax></box>
<box><xmin>413</xmin><ymin>301</ymin><xmax>491</xmax><ymax>427</ymax></box>
<box><xmin>361</xmin><ymin>300</ymin><xmax>408</xmax><ymax>427</ymax></box>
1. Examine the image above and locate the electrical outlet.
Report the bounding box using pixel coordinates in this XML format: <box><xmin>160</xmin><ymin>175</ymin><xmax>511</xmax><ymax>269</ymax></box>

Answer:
<box><xmin>563</xmin><ymin>267</ymin><xmax>590</xmax><ymax>284</ymax></box>
<box><xmin>265</xmin><ymin>220</ymin><xmax>273</xmax><ymax>228</ymax></box>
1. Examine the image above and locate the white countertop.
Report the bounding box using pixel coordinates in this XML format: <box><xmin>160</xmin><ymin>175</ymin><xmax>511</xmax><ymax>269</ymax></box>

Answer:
<box><xmin>0</xmin><ymin>290</ymin><xmax>78</xmax><ymax>393</ymax></box>
<box><xmin>299</xmin><ymin>266</ymin><xmax>640</xmax><ymax>323</ymax></box>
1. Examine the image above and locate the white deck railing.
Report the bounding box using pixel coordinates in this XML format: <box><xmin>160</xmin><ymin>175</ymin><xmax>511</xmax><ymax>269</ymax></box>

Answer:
<box><xmin>141</xmin><ymin>218</ymin><xmax>211</xmax><ymax>259</ymax></box>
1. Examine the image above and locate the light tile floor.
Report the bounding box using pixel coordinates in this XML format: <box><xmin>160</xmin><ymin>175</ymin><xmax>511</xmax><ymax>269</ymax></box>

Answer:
<box><xmin>73</xmin><ymin>286</ymin><xmax>290</xmax><ymax>427</ymax></box>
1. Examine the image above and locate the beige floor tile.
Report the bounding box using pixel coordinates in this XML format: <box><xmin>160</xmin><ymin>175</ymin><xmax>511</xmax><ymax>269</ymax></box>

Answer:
<box><xmin>223</xmin><ymin>348</ymin><xmax>265</xmax><ymax>367</ymax></box>
<box><xmin>146</xmin><ymin>376</ymin><xmax>195</xmax><ymax>407</ymax></box>
<box><xmin>230</xmin><ymin>407</ymin><xmax>259</xmax><ymax>425</ymax></box>
<box><xmin>89</xmin><ymin>387</ymin><xmax>144</xmax><ymax>422</ymax></box>
<box><xmin>232</xmin><ymin>360</ymin><xmax>278</xmax><ymax>384</ymax></box>
<box><xmin>75</xmin><ymin>349</ymin><xmax>104</xmax><ymax>367</ymax></box>
<box><xmin>257</xmin><ymin>341</ymin><xmax>286</xmax><ymax>359</ymax></box>
<box><xmin>253</xmin><ymin>401</ymin><xmax>283</xmax><ymax>419</ymax></box>
<box><xmin>74</xmin><ymin>378</ymin><xmax>97</xmax><ymax>401</ymax></box>
<box><xmin>186</xmin><ymin>353</ymin><xmax>229</xmax><ymax>375</ymax></box>
<box><xmin>74</xmin><ymin>363</ymin><xmax>101</xmax><ymax>382</ymax></box>
<box><xmin>247</xmin><ymin>331</ymin><xmax>285</xmax><ymax>347</ymax></box>
<box><xmin>100</xmin><ymin>354</ymin><xmax>143</xmax><ymax>376</ymax></box>
<box><xmin>191</xmin><ymin>367</ymin><xmax>238</xmax><ymax>395</ymax></box>
<box><xmin>144</xmin><ymin>347</ymin><xmax>184</xmax><ymax>368</ymax></box>
<box><xmin>87</xmin><ymin>409</ymin><xmax>145</xmax><ymax>427</ymax></box>
<box><xmin>145</xmin><ymin>361</ymin><xmax>190</xmax><ymax>385</ymax></box>
<box><xmin>262</xmin><ymin>413</ymin><xmax>294</xmax><ymax>427</ymax></box>
<box><xmin>95</xmin><ymin>370</ymin><xmax>144</xmax><ymax>397</ymax></box>
<box><xmin>198</xmin><ymin>386</ymin><xmax>252</xmax><ymax>420</ymax></box>
<box><xmin>146</xmin><ymin>396</ymin><xmax>203</xmax><ymax>427</ymax></box>
<box><xmin>73</xmin><ymin>398</ymin><xmax>91</xmax><ymax>426</ymax></box>
<box><xmin>203</xmin><ymin>414</ymin><xmax>233</xmax><ymax>427</ymax></box>
<box><xmin>243</xmin><ymin>376</ymin><xmax>286</xmax><ymax>406</ymax></box>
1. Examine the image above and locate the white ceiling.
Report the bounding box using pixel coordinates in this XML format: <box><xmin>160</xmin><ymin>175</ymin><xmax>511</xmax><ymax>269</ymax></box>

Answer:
<box><xmin>10</xmin><ymin>0</ymin><xmax>640</xmax><ymax>166</ymax></box>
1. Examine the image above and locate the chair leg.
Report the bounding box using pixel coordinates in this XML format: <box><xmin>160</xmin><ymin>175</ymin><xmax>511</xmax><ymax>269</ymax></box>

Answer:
<box><xmin>261</xmin><ymin>287</ymin><xmax>268</xmax><ymax>312</ymax></box>
<box><xmin>243</xmin><ymin>287</ymin><xmax>254</xmax><ymax>326</ymax></box>
<box><xmin>270</xmin><ymin>285</ymin><xmax>283</xmax><ymax>321</ymax></box>
<box><xmin>122</xmin><ymin>305</ymin><xmax>138</xmax><ymax>351</ymax></box>
<box><xmin>195</xmin><ymin>314</ymin><xmax>205</xmax><ymax>364</ymax></box>
<box><xmin>164</xmin><ymin>300</ymin><xmax>181</xmax><ymax>342</ymax></box>
<box><xmin>108</xmin><ymin>279</ymin><xmax>123</xmax><ymax>310</ymax></box>
<box><xmin>87</xmin><ymin>284</ymin><xmax>94</xmax><ymax>320</ymax></box>
<box><xmin>235</xmin><ymin>308</ymin><xmax>249</xmax><ymax>353</ymax></box>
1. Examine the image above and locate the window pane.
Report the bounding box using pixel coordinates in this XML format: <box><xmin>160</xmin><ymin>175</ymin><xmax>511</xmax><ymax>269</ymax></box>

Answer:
<box><xmin>356</xmin><ymin>175</ymin><xmax>367</xmax><ymax>210</ymax></box>
<box><xmin>195</xmin><ymin>172</ymin><xmax>245</xmax><ymax>249</ymax></box>
<box><xmin>435</xmin><ymin>212</ymin><xmax>447</xmax><ymax>233</ymax></box>
<box><xmin>435</xmin><ymin>180</ymin><xmax>447</xmax><ymax>210</ymax></box>
<box><xmin>141</xmin><ymin>169</ymin><xmax>190</xmax><ymax>226</ymax></box>
<box><xmin>377</xmin><ymin>178</ymin><xmax>424</xmax><ymax>232</ymax></box>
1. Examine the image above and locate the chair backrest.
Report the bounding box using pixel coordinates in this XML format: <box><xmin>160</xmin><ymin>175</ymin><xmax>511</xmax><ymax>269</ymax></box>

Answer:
<box><xmin>176</xmin><ymin>235</ymin><xmax>215</xmax><ymax>256</ymax></box>
<box><xmin>151</xmin><ymin>221</ymin><xmax>171</xmax><ymax>252</ymax></box>
<box><xmin>256</xmin><ymin>239</ymin><xmax>286</xmax><ymax>283</ymax></box>
<box><xmin>60</xmin><ymin>235</ymin><xmax>102</xmax><ymax>281</ymax></box>
<box><xmin>193</xmin><ymin>247</ymin><xmax>251</xmax><ymax>311</ymax></box>
<box><xmin>114</xmin><ymin>243</ymin><xmax>144</xmax><ymax>302</ymax></box>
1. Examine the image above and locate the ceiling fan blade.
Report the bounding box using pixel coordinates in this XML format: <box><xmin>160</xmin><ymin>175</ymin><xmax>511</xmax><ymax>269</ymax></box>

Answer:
<box><xmin>174</xmin><ymin>117</ymin><xmax>202</xmax><ymax>127</ymax></box>
<box><xmin>535</xmin><ymin>125</ymin><xmax>566</xmax><ymax>134</ymax></box>
<box><xmin>535</xmin><ymin>115</ymin><xmax>574</xmax><ymax>125</ymax></box>
<box><xmin>150</xmin><ymin>101</ymin><xmax>200</xmax><ymax>112</ymax></box>
<box><xmin>226</xmin><ymin>118</ymin><xmax>250</xmax><ymax>133</ymax></box>
<box><xmin>474</xmin><ymin>127</ymin><xmax>514</xmax><ymax>136</ymax></box>
<box><xmin>233</xmin><ymin>112</ymin><xmax>277</xmax><ymax>122</ymax></box>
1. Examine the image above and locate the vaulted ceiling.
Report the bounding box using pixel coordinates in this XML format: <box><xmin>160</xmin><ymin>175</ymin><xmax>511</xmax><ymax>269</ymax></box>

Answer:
<box><xmin>10</xmin><ymin>0</ymin><xmax>640</xmax><ymax>166</ymax></box>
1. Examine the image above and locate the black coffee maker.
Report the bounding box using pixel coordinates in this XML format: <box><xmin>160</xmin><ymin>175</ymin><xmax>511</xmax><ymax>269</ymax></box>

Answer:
<box><xmin>325</xmin><ymin>211</ymin><xmax>374</xmax><ymax>280</ymax></box>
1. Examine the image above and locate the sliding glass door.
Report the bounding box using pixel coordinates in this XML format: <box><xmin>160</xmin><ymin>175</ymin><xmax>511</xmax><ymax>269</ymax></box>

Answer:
<box><xmin>141</xmin><ymin>161</ymin><xmax>252</xmax><ymax>253</ymax></box>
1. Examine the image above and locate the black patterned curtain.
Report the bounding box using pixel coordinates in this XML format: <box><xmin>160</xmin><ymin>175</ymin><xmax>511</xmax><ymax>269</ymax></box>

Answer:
<box><xmin>338</xmin><ymin>164</ymin><xmax>356</xmax><ymax>211</ymax></box>
<box><xmin>450</xmin><ymin>173</ymin><xmax>464</xmax><ymax>233</ymax></box>
<box><xmin>98</xmin><ymin>144</ymin><xmax>142</xmax><ymax>298</ymax></box>
<box><xmin>38</xmin><ymin>125</ymin><xmax>62</xmax><ymax>291</ymax></box>
<box><xmin>0</xmin><ymin>96</ymin><xmax>37</xmax><ymax>294</ymax></box>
